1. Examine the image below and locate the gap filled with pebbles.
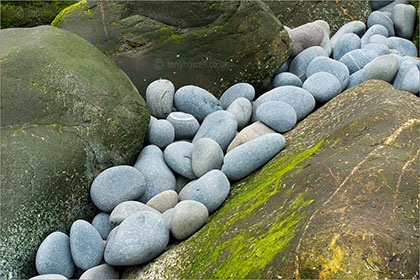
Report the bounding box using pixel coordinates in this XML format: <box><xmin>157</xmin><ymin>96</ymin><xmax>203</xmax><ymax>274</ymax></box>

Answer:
<box><xmin>31</xmin><ymin>2</ymin><xmax>419</xmax><ymax>279</ymax></box>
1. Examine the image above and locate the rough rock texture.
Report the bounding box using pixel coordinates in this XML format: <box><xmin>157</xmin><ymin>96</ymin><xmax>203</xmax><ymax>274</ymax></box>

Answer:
<box><xmin>122</xmin><ymin>80</ymin><xmax>419</xmax><ymax>279</ymax></box>
<box><xmin>0</xmin><ymin>26</ymin><xmax>149</xmax><ymax>279</ymax></box>
<box><xmin>52</xmin><ymin>0</ymin><xmax>291</xmax><ymax>97</ymax></box>
<box><xmin>1</xmin><ymin>1</ymin><xmax>75</xmax><ymax>28</ymax></box>
<box><xmin>264</xmin><ymin>0</ymin><xmax>371</xmax><ymax>34</ymax></box>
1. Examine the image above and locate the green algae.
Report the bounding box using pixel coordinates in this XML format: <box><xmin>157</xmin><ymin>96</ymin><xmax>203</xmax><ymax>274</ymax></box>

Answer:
<box><xmin>51</xmin><ymin>0</ymin><xmax>89</xmax><ymax>27</ymax></box>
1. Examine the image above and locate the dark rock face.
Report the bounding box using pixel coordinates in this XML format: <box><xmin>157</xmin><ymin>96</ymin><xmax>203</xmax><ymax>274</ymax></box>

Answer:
<box><xmin>0</xmin><ymin>26</ymin><xmax>150</xmax><ymax>279</ymax></box>
<box><xmin>52</xmin><ymin>0</ymin><xmax>291</xmax><ymax>97</ymax></box>
<box><xmin>122</xmin><ymin>80</ymin><xmax>419</xmax><ymax>279</ymax></box>
<box><xmin>1</xmin><ymin>1</ymin><xmax>75</xmax><ymax>28</ymax></box>
<box><xmin>264</xmin><ymin>0</ymin><xmax>371</xmax><ymax>34</ymax></box>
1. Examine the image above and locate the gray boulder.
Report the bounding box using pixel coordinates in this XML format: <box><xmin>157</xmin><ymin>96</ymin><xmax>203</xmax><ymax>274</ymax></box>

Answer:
<box><xmin>109</xmin><ymin>201</ymin><xmax>160</xmax><ymax>227</ymax></box>
<box><xmin>314</xmin><ymin>20</ymin><xmax>332</xmax><ymax>56</ymax></box>
<box><xmin>104</xmin><ymin>212</ymin><xmax>169</xmax><ymax>266</ymax></box>
<box><xmin>166</xmin><ymin>112</ymin><xmax>199</xmax><ymax>140</ymax></box>
<box><xmin>69</xmin><ymin>220</ymin><xmax>104</xmax><ymax>270</ymax></box>
<box><xmin>303</xmin><ymin>72</ymin><xmax>342</xmax><ymax>103</ymax></box>
<box><xmin>147</xmin><ymin>119</ymin><xmax>175</xmax><ymax>149</ymax></box>
<box><xmin>91</xmin><ymin>212</ymin><xmax>111</xmax><ymax>240</ymax></box>
<box><xmin>339</xmin><ymin>49</ymin><xmax>379</xmax><ymax>74</ymax></box>
<box><xmin>222</xmin><ymin>133</ymin><xmax>286</xmax><ymax>181</ymax></box>
<box><xmin>192</xmin><ymin>138</ymin><xmax>224</xmax><ymax>178</ymax></box>
<box><xmin>219</xmin><ymin>83</ymin><xmax>255</xmax><ymax>110</ymax></box>
<box><xmin>226</xmin><ymin>97</ymin><xmax>253</xmax><ymax>130</ymax></box>
<box><xmin>393</xmin><ymin>60</ymin><xmax>420</xmax><ymax>94</ymax></box>
<box><xmin>192</xmin><ymin>111</ymin><xmax>238</xmax><ymax>152</ymax></box>
<box><xmin>35</xmin><ymin>232</ymin><xmax>75</xmax><ymax>279</ymax></box>
<box><xmin>90</xmin><ymin>165</ymin><xmax>146</xmax><ymax>212</ymax></box>
<box><xmin>392</xmin><ymin>4</ymin><xmax>417</xmax><ymax>39</ymax></box>
<box><xmin>79</xmin><ymin>264</ymin><xmax>119</xmax><ymax>280</ymax></box>
<box><xmin>387</xmin><ymin>37</ymin><xmax>418</xmax><ymax>57</ymax></box>
<box><xmin>364</xmin><ymin>54</ymin><xmax>399</xmax><ymax>82</ymax></box>
<box><xmin>256</xmin><ymin>101</ymin><xmax>297</xmax><ymax>133</ymax></box>
<box><xmin>146</xmin><ymin>190</ymin><xmax>179</xmax><ymax>213</ymax></box>
<box><xmin>227</xmin><ymin>121</ymin><xmax>276</xmax><ymax>153</ymax></box>
<box><xmin>0</xmin><ymin>26</ymin><xmax>149</xmax><ymax>279</ymax></box>
<box><xmin>287</xmin><ymin>22</ymin><xmax>324</xmax><ymax>56</ymax></box>
<box><xmin>164</xmin><ymin>141</ymin><xmax>196</xmax><ymax>180</ymax></box>
<box><xmin>306</xmin><ymin>57</ymin><xmax>350</xmax><ymax>90</ymax></box>
<box><xmin>146</xmin><ymin>79</ymin><xmax>175</xmax><ymax>119</ymax></box>
<box><xmin>134</xmin><ymin>145</ymin><xmax>176</xmax><ymax>203</ymax></box>
<box><xmin>170</xmin><ymin>200</ymin><xmax>209</xmax><ymax>240</ymax></box>
<box><xmin>333</xmin><ymin>33</ymin><xmax>361</xmax><ymax>60</ymax></box>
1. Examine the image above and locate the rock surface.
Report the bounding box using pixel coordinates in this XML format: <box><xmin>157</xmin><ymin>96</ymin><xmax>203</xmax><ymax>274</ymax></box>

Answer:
<box><xmin>122</xmin><ymin>80</ymin><xmax>419</xmax><ymax>279</ymax></box>
<box><xmin>109</xmin><ymin>201</ymin><xmax>160</xmax><ymax>227</ymax></box>
<box><xmin>227</xmin><ymin>121</ymin><xmax>276</xmax><ymax>152</ymax></box>
<box><xmin>170</xmin><ymin>200</ymin><xmax>209</xmax><ymax>240</ymax></box>
<box><xmin>79</xmin><ymin>264</ymin><xmax>119</xmax><ymax>280</ymax></box>
<box><xmin>53</xmin><ymin>0</ymin><xmax>291</xmax><ymax>96</ymax></box>
<box><xmin>192</xmin><ymin>138</ymin><xmax>224</xmax><ymax>178</ymax></box>
<box><xmin>0</xmin><ymin>26</ymin><xmax>149</xmax><ymax>279</ymax></box>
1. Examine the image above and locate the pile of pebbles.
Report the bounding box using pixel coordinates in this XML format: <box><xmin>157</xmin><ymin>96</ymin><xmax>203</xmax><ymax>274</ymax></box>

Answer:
<box><xmin>32</xmin><ymin>2</ymin><xmax>419</xmax><ymax>279</ymax></box>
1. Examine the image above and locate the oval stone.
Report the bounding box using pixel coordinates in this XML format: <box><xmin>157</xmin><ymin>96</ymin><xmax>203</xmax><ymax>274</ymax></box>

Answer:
<box><xmin>272</xmin><ymin>72</ymin><xmax>302</xmax><ymax>88</ymax></box>
<box><xmin>367</xmin><ymin>11</ymin><xmax>395</xmax><ymax>37</ymax></box>
<box><xmin>386</xmin><ymin>37</ymin><xmax>418</xmax><ymax>57</ymax></box>
<box><xmin>192</xmin><ymin>110</ymin><xmax>238</xmax><ymax>152</ymax></box>
<box><xmin>393</xmin><ymin>60</ymin><xmax>420</xmax><ymax>94</ymax></box>
<box><xmin>162</xmin><ymin>208</ymin><xmax>174</xmax><ymax>229</ymax></box>
<box><xmin>339</xmin><ymin>49</ymin><xmax>379</xmax><ymax>74</ymax></box>
<box><xmin>332</xmin><ymin>33</ymin><xmax>361</xmax><ymax>60</ymax></box>
<box><xmin>185</xmin><ymin>170</ymin><xmax>230</xmax><ymax>213</ymax></box>
<box><xmin>227</xmin><ymin>121</ymin><xmax>276</xmax><ymax>153</ymax></box>
<box><xmin>35</xmin><ymin>232</ymin><xmax>75</xmax><ymax>278</ymax></box>
<box><xmin>306</xmin><ymin>56</ymin><xmax>350</xmax><ymax>90</ymax></box>
<box><xmin>70</xmin><ymin>220</ymin><xmax>104</xmax><ymax>270</ymax></box>
<box><xmin>30</xmin><ymin>275</ymin><xmax>68</xmax><ymax>280</ymax></box>
<box><xmin>346</xmin><ymin>69</ymin><xmax>367</xmax><ymax>89</ymax></box>
<box><xmin>109</xmin><ymin>201</ymin><xmax>160</xmax><ymax>227</ymax></box>
<box><xmin>364</xmin><ymin>54</ymin><xmax>398</xmax><ymax>82</ymax></box>
<box><xmin>134</xmin><ymin>145</ymin><xmax>176</xmax><ymax>203</ymax></box>
<box><xmin>166</xmin><ymin>112</ymin><xmax>199</xmax><ymax>140</ymax></box>
<box><xmin>303</xmin><ymin>72</ymin><xmax>342</xmax><ymax>103</ymax></box>
<box><xmin>148</xmin><ymin>119</ymin><xmax>175</xmax><ymax>149</ymax></box>
<box><xmin>219</xmin><ymin>83</ymin><xmax>255</xmax><ymax>109</ymax></box>
<box><xmin>91</xmin><ymin>212</ymin><xmax>111</xmax><ymax>240</ymax></box>
<box><xmin>362</xmin><ymin>43</ymin><xmax>390</xmax><ymax>55</ymax></box>
<box><xmin>392</xmin><ymin>4</ymin><xmax>416</xmax><ymax>39</ymax></box>
<box><xmin>90</xmin><ymin>165</ymin><xmax>146</xmax><ymax>212</ymax></box>
<box><xmin>331</xmin><ymin>20</ymin><xmax>366</xmax><ymax>47</ymax></box>
<box><xmin>361</xmin><ymin>24</ymin><xmax>389</xmax><ymax>46</ymax></box>
<box><xmin>104</xmin><ymin>212</ymin><xmax>169</xmax><ymax>266</ymax></box>
<box><xmin>222</xmin><ymin>133</ymin><xmax>285</xmax><ymax>181</ymax></box>
<box><xmin>226</xmin><ymin>97</ymin><xmax>253</xmax><ymax>130</ymax></box>
<box><xmin>289</xmin><ymin>46</ymin><xmax>328</xmax><ymax>81</ymax></box>
<box><xmin>79</xmin><ymin>264</ymin><xmax>119</xmax><ymax>280</ymax></box>
<box><xmin>256</xmin><ymin>101</ymin><xmax>297</xmax><ymax>133</ymax></box>
<box><xmin>164</xmin><ymin>141</ymin><xmax>196</xmax><ymax>180</ymax></box>
<box><xmin>192</xmin><ymin>138</ymin><xmax>224</xmax><ymax>178</ymax></box>
<box><xmin>174</xmin><ymin>85</ymin><xmax>222</xmax><ymax>122</ymax></box>
<box><xmin>287</xmin><ymin>22</ymin><xmax>324</xmax><ymax>56</ymax></box>
<box><xmin>170</xmin><ymin>200</ymin><xmax>209</xmax><ymax>240</ymax></box>
<box><xmin>146</xmin><ymin>190</ymin><xmax>179</xmax><ymax>213</ymax></box>
<box><xmin>146</xmin><ymin>79</ymin><xmax>174</xmax><ymax>118</ymax></box>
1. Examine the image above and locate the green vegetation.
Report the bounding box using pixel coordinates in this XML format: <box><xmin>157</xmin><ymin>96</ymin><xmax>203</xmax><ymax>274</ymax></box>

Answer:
<box><xmin>1</xmin><ymin>1</ymin><xmax>74</xmax><ymax>29</ymax></box>
<box><xmin>51</xmin><ymin>0</ymin><xmax>89</xmax><ymax>27</ymax></box>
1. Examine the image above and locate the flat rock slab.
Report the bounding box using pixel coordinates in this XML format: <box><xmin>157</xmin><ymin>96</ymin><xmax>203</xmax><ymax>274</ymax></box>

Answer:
<box><xmin>122</xmin><ymin>80</ymin><xmax>419</xmax><ymax>279</ymax></box>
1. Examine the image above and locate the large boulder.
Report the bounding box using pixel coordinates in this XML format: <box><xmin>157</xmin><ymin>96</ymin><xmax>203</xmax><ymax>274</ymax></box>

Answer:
<box><xmin>122</xmin><ymin>80</ymin><xmax>419</xmax><ymax>279</ymax></box>
<box><xmin>0</xmin><ymin>26</ymin><xmax>150</xmax><ymax>279</ymax></box>
<box><xmin>1</xmin><ymin>1</ymin><xmax>75</xmax><ymax>28</ymax></box>
<box><xmin>52</xmin><ymin>0</ymin><xmax>291</xmax><ymax>97</ymax></box>
<box><xmin>264</xmin><ymin>0</ymin><xmax>371</xmax><ymax>34</ymax></box>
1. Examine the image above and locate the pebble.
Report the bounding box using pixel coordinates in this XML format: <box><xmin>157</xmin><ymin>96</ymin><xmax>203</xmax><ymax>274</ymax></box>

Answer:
<box><xmin>146</xmin><ymin>79</ymin><xmax>175</xmax><ymax>118</ymax></box>
<box><xmin>275</xmin><ymin>59</ymin><xmax>290</xmax><ymax>74</ymax></box>
<box><xmin>79</xmin><ymin>264</ymin><xmax>119</xmax><ymax>280</ymax></box>
<box><xmin>178</xmin><ymin>180</ymin><xmax>195</xmax><ymax>201</ymax></box>
<box><xmin>192</xmin><ymin>138</ymin><xmax>224</xmax><ymax>178</ymax></box>
<box><xmin>368</xmin><ymin>34</ymin><xmax>391</xmax><ymax>46</ymax></box>
<box><xmin>287</xmin><ymin>22</ymin><xmax>325</xmax><ymax>56</ymax></box>
<box><xmin>134</xmin><ymin>145</ymin><xmax>176</xmax><ymax>203</ymax></box>
<box><xmin>192</xmin><ymin>110</ymin><xmax>238</xmax><ymax>151</ymax></box>
<box><xmin>148</xmin><ymin>119</ymin><xmax>175</xmax><ymax>149</ymax></box>
<box><xmin>30</xmin><ymin>275</ymin><xmax>68</xmax><ymax>280</ymax></box>
<box><xmin>314</xmin><ymin>20</ymin><xmax>332</xmax><ymax>56</ymax></box>
<box><xmin>166</xmin><ymin>112</ymin><xmax>199</xmax><ymax>140</ymax></box>
<box><xmin>393</xmin><ymin>60</ymin><xmax>420</xmax><ymax>94</ymax></box>
<box><xmin>219</xmin><ymin>83</ymin><xmax>255</xmax><ymax>109</ymax></box>
<box><xmin>303</xmin><ymin>72</ymin><xmax>342</xmax><ymax>103</ymax></box>
<box><xmin>332</xmin><ymin>33</ymin><xmax>361</xmax><ymax>60</ymax></box>
<box><xmin>367</xmin><ymin>11</ymin><xmax>395</xmax><ymax>36</ymax></box>
<box><xmin>306</xmin><ymin>56</ymin><xmax>350</xmax><ymax>90</ymax></box>
<box><xmin>184</xmin><ymin>170</ymin><xmax>230</xmax><ymax>213</ymax></box>
<box><xmin>254</xmin><ymin>86</ymin><xmax>315</xmax><ymax>121</ymax></box>
<box><xmin>256</xmin><ymin>101</ymin><xmax>297</xmax><ymax>133</ymax></box>
<box><xmin>227</xmin><ymin>121</ymin><xmax>276</xmax><ymax>153</ymax></box>
<box><xmin>272</xmin><ymin>72</ymin><xmax>302</xmax><ymax>88</ymax></box>
<box><xmin>91</xmin><ymin>212</ymin><xmax>111</xmax><ymax>240</ymax></box>
<box><xmin>90</xmin><ymin>165</ymin><xmax>146</xmax><ymax>212</ymax></box>
<box><xmin>164</xmin><ymin>141</ymin><xmax>196</xmax><ymax>180</ymax></box>
<box><xmin>226</xmin><ymin>97</ymin><xmax>253</xmax><ymax>130</ymax></box>
<box><xmin>346</xmin><ymin>69</ymin><xmax>367</xmax><ymax>89</ymax></box>
<box><xmin>35</xmin><ymin>232</ymin><xmax>75</xmax><ymax>279</ymax></box>
<box><xmin>339</xmin><ymin>49</ymin><xmax>379</xmax><ymax>74</ymax></box>
<box><xmin>371</xmin><ymin>0</ymin><xmax>394</xmax><ymax>10</ymax></box>
<box><xmin>170</xmin><ymin>200</ymin><xmax>209</xmax><ymax>240</ymax></box>
<box><xmin>362</xmin><ymin>43</ymin><xmax>390</xmax><ymax>55</ymax></box>
<box><xmin>378</xmin><ymin>0</ymin><xmax>410</xmax><ymax>12</ymax></box>
<box><xmin>175</xmin><ymin>175</ymin><xmax>189</xmax><ymax>193</ymax></box>
<box><xmin>70</xmin><ymin>220</ymin><xmax>104</xmax><ymax>270</ymax></box>
<box><xmin>364</xmin><ymin>54</ymin><xmax>399</xmax><ymax>82</ymax></box>
<box><xmin>222</xmin><ymin>133</ymin><xmax>286</xmax><ymax>181</ymax></box>
<box><xmin>361</xmin><ymin>24</ymin><xmax>389</xmax><ymax>46</ymax></box>
<box><xmin>146</xmin><ymin>190</ymin><xmax>179</xmax><ymax>213</ymax></box>
<box><xmin>387</xmin><ymin>37</ymin><xmax>418</xmax><ymax>57</ymax></box>
<box><xmin>331</xmin><ymin>21</ymin><xmax>366</xmax><ymax>47</ymax></box>
<box><xmin>174</xmin><ymin>85</ymin><xmax>222</xmax><ymax>122</ymax></box>
<box><xmin>109</xmin><ymin>201</ymin><xmax>160</xmax><ymax>227</ymax></box>
<box><xmin>104</xmin><ymin>212</ymin><xmax>169</xmax><ymax>266</ymax></box>
<box><xmin>162</xmin><ymin>208</ymin><xmax>174</xmax><ymax>229</ymax></box>
<box><xmin>289</xmin><ymin>46</ymin><xmax>328</xmax><ymax>81</ymax></box>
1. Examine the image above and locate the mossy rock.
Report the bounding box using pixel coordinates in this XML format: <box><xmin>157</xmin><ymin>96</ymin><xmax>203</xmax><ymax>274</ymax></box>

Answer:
<box><xmin>0</xmin><ymin>1</ymin><xmax>75</xmax><ymax>29</ymax></box>
<box><xmin>0</xmin><ymin>26</ymin><xmax>150</xmax><ymax>279</ymax></box>
<box><xmin>52</xmin><ymin>0</ymin><xmax>291</xmax><ymax>97</ymax></box>
<box><xmin>122</xmin><ymin>80</ymin><xmax>419</xmax><ymax>279</ymax></box>
<box><xmin>264</xmin><ymin>0</ymin><xmax>371</xmax><ymax>35</ymax></box>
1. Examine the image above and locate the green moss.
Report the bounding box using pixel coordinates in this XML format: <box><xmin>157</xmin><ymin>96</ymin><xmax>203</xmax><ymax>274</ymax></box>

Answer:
<box><xmin>180</xmin><ymin>140</ymin><xmax>325</xmax><ymax>278</ymax></box>
<box><xmin>51</xmin><ymin>0</ymin><xmax>89</xmax><ymax>27</ymax></box>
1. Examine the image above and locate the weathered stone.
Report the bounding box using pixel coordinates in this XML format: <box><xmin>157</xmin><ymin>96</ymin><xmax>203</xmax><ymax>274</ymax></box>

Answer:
<box><xmin>339</xmin><ymin>49</ymin><xmax>379</xmax><ymax>74</ymax></box>
<box><xmin>289</xmin><ymin>46</ymin><xmax>328</xmax><ymax>81</ymax></box>
<box><xmin>227</xmin><ymin>121</ymin><xmax>276</xmax><ymax>153</ymax></box>
<box><xmin>170</xmin><ymin>200</ymin><xmax>209</xmax><ymax>240</ymax></box>
<box><xmin>287</xmin><ymin>22</ymin><xmax>324</xmax><ymax>56</ymax></box>
<box><xmin>256</xmin><ymin>101</ymin><xmax>297</xmax><ymax>133</ymax></box>
<box><xmin>123</xmin><ymin>80</ymin><xmax>419</xmax><ymax>280</ymax></box>
<box><xmin>109</xmin><ymin>201</ymin><xmax>160</xmax><ymax>227</ymax></box>
<box><xmin>146</xmin><ymin>79</ymin><xmax>175</xmax><ymax>119</ymax></box>
<box><xmin>219</xmin><ymin>83</ymin><xmax>255</xmax><ymax>110</ymax></box>
<box><xmin>332</xmin><ymin>33</ymin><xmax>361</xmax><ymax>60</ymax></box>
<box><xmin>53</xmin><ymin>0</ymin><xmax>291</xmax><ymax>97</ymax></box>
<box><xmin>306</xmin><ymin>57</ymin><xmax>350</xmax><ymax>90</ymax></box>
<box><xmin>393</xmin><ymin>60</ymin><xmax>420</xmax><ymax>94</ymax></box>
<box><xmin>392</xmin><ymin>4</ymin><xmax>417</xmax><ymax>39</ymax></box>
<box><xmin>192</xmin><ymin>138</ymin><xmax>224</xmax><ymax>178</ymax></box>
<box><xmin>164</xmin><ymin>141</ymin><xmax>196</xmax><ymax>180</ymax></box>
<box><xmin>272</xmin><ymin>72</ymin><xmax>302</xmax><ymax>88</ymax></box>
<box><xmin>303</xmin><ymin>72</ymin><xmax>342</xmax><ymax>103</ymax></box>
<box><xmin>166</xmin><ymin>112</ymin><xmax>200</xmax><ymax>140</ymax></box>
<box><xmin>30</xmin><ymin>274</ymin><xmax>68</xmax><ymax>280</ymax></box>
<box><xmin>146</xmin><ymin>190</ymin><xmax>179</xmax><ymax>213</ymax></box>
<box><xmin>367</xmin><ymin>11</ymin><xmax>395</xmax><ymax>36</ymax></box>
<box><xmin>387</xmin><ymin>36</ymin><xmax>418</xmax><ymax>57</ymax></box>
<box><xmin>331</xmin><ymin>20</ymin><xmax>366</xmax><ymax>47</ymax></box>
<box><xmin>0</xmin><ymin>26</ymin><xmax>149</xmax><ymax>279</ymax></box>
<box><xmin>362</xmin><ymin>43</ymin><xmax>390</xmax><ymax>55</ymax></box>
<box><xmin>364</xmin><ymin>54</ymin><xmax>398</xmax><ymax>82</ymax></box>
<box><xmin>79</xmin><ymin>264</ymin><xmax>119</xmax><ymax>280</ymax></box>
<box><xmin>226</xmin><ymin>97</ymin><xmax>253</xmax><ymax>130</ymax></box>
<box><xmin>314</xmin><ymin>20</ymin><xmax>332</xmax><ymax>56</ymax></box>
<box><xmin>147</xmin><ymin>119</ymin><xmax>175</xmax><ymax>149</ymax></box>
<box><xmin>91</xmin><ymin>212</ymin><xmax>111</xmax><ymax>240</ymax></box>
<box><xmin>361</xmin><ymin>24</ymin><xmax>389</xmax><ymax>46</ymax></box>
